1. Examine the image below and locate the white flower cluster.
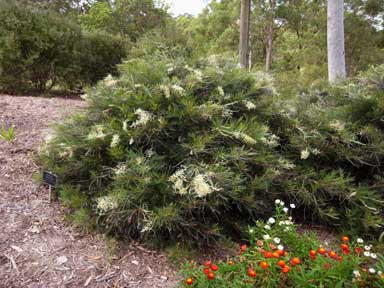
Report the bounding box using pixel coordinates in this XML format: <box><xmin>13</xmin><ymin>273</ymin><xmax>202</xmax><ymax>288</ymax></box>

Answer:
<box><xmin>233</xmin><ymin>131</ymin><xmax>257</xmax><ymax>145</ymax></box>
<box><xmin>131</xmin><ymin>108</ymin><xmax>153</xmax><ymax>128</ymax></box>
<box><xmin>192</xmin><ymin>173</ymin><xmax>220</xmax><ymax>198</ymax></box>
<box><xmin>87</xmin><ymin>125</ymin><xmax>106</xmax><ymax>140</ymax></box>
<box><xmin>329</xmin><ymin>120</ymin><xmax>345</xmax><ymax>131</ymax></box>
<box><xmin>104</xmin><ymin>74</ymin><xmax>118</xmax><ymax>87</ymax></box>
<box><xmin>110</xmin><ymin>134</ymin><xmax>120</xmax><ymax>148</ymax></box>
<box><xmin>114</xmin><ymin>163</ymin><xmax>127</xmax><ymax>176</ymax></box>
<box><xmin>243</xmin><ymin>100</ymin><xmax>256</xmax><ymax>110</ymax></box>
<box><xmin>169</xmin><ymin>169</ymin><xmax>221</xmax><ymax>198</ymax></box>
<box><xmin>217</xmin><ymin>86</ymin><xmax>225</xmax><ymax>97</ymax></box>
<box><xmin>169</xmin><ymin>168</ymin><xmax>188</xmax><ymax>195</ymax></box>
<box><xmin>261</xmin><ymin>133</ymin><xmax>279</xmax><ymax>148</ymax></box>
<box><xmin>300</xmin><ymin>149</ymin><xmax>310</xmax><ymax>159</ymax></box>
<box><xmin>96</xmin><ymin>195</ymin><xmax>118</xmax><ymax>214</ymax></box>
<box><xmin>278</xmin><ymin>158</ymin><xmax>296</xmax><ymax>170</ymax></box>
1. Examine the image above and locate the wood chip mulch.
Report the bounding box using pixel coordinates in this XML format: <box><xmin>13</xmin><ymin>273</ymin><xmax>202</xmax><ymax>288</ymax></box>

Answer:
<box><xmin>0</xmin><ymin>95</ymin><xmax>177</xmax><ymax>288</ymax></box>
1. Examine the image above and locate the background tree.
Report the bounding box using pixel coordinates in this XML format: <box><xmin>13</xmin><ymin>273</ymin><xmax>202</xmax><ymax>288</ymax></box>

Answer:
<box><xmin>240</xmin><ymin>0</ymin><xmax>251</xmax><ymax>69</ymax></box>
<box><xmin>327</xmin><ymin>0</ymin><xmax>347</xmax><ymax>82</ymax></box>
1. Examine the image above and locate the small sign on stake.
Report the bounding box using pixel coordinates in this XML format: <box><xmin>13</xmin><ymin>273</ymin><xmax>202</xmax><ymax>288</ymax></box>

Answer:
<box><xmin>42</xmin><ymin>171</ymin><xmax>57</xmax><ymax>202</ymax></box>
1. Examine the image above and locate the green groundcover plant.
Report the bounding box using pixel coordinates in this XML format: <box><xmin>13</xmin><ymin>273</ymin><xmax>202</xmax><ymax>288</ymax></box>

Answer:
<box><xmin>40</xmin><ymin>56</ymin><xmax>384</xmax><ymax>245</ymax></box>
<box><xmin>180</xmin><ymin>201</ymin><xmax>384</xmax><ymax>288</ymax></box>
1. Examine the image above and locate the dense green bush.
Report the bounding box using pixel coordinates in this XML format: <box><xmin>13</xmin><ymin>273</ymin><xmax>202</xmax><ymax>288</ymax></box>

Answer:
<box><xmin>0</xmin><ymin>0</ymin><xmax>128</xmax><ymax>93</ymax></box>
<box><xmin>40</xmin><ymin>57</ymin><xmax>384</xmax><ymax>246</ymax></box>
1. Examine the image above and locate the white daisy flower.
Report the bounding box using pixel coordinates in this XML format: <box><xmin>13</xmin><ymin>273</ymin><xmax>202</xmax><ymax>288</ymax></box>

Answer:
<box><xmin>263</xmin><ymin>234</ymin><xmax>270</xmax><ymax>240</ymax></box>
<box><xmin>290</xmin><ymin>204</ymin><xmax>296</xmax><ymax>209</ymax></box>
<box><xmin>283</xmin><ymin>207</ymin><xmax>289</xmax><ymax>213</ymax></box>
<box><xmin>273</xmin><ymin>237</ymin><xmax>281</xmax><ymax>244</ymax></box>
<box><xmin>370</xmin><ymin>253</ymin><xmax>377</xmax><ymax>259</ymax></box>
<box><xmin>277</xmin><ymin>245</ymin><xmax>284</xmax><ymax>251</ymax></box>
<box><xmin>364</xmin><ymin>251</ymin><xmax>370</xmax><ymax>257</ymax></box>
<box><xmin>249</xmin><ymin>229</ymin><xmax>254</xmax><ymax>233</ymax></box>
<box><xmin>369</xmin><ymin>268</ymin><xmax>376</xmax><ymax>274</ymax></box>
<box><xmin>357</xmin><ymin>238</ymin><xmax>364</xmax><ymax>244</ymax></box>
<box><xmin>275</xmin><ymin>199</ymin><xmax>281</xmax><ymax>205</ymax></box>
<box><xmin>268</xmin><ymin>218</ymin><xmax>275</xmax><ymax>224</ymax></box>
<box><xmin>364</xmin><ymin>245</ymin><xmax>371</xmax><ymax>251</ymax></box>
<box><xmin>378</xmin><ymin>271</ymin><xmax>382</xmax><ymax>276</ymax></box>
<box><xmin>353</xmin><ymin>270</ymin><xmax>361</xmax><ymax>277</ymax></box>
<box><xmin>280</xmin><ymin>201</ymin><xmax>285</xmax><ymax>206</ymax></box>
<box><xmin>264</xmin><ymin>225</ymin><xmax>271</xmax><ymax>230</ymax></box>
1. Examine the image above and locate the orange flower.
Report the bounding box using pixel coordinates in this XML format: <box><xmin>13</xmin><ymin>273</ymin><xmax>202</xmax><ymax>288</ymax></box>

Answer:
<box><xmin>282</xmin><ymin>265</ymin><xmax>290</xmax><ymax>273</ymax></box>
<box><xmin>341</xmin><ymin>236</ymin><xmax>350</xmax><ymax>243</ymax></box>
<box><xmin>277</xmin><ymin>249</ymin><xmax>284</xmax><ymax>256</ymax></box>
<box><xmin>318</xmin><ymin>247</ymin><xmax>326</xmax><ymax>255</ymax></box>
<box><xmin>248</xmin><ymin>269</ymin><xmax>257</xmax><ymax>278</ymax></box>
<box><xmin>207</xmin><ymin>272</ymin><xmax>215</xmax><ymax>280</ymax></box>
<box><xmin>328</xmin><ymin>251</ymin><xmax>337</xmax><ymax>259</ymax></box>
<box><xmin>260</xmin><ymin>261</ymin><xmax>269</xmax><ymax>269</ymax></box>
<box><xmin>228</xmin><ymin>260</ymin><xmax>234</xmax><ymax>266</ymax></box>
<box><xmin>264</xmin><ymin>251</ymin><xmax>273</xmax><ymax>258</ymax></box>
<box><xmin>290</xmin><ymin>257</ymin><xmax>301</xmax><ymax>266</ymax></box>
<box><xmin>186</xmin><ymin>278</ymin><xmax>193</xmax><ymax>285</ymax></box>
<box><xmin>272</xmin><ymin>252</ymin><xmax>280</xmax><ymax>258</ymax></box>
<box><xmin>309</xmin><ymin>250</ymin><xmax>317</xmax><ymax>257</ymax></box>
<box><xmin>277</xmin><ymin>260</ymin><xmax>286</xmax><ymax>268</ymax></box>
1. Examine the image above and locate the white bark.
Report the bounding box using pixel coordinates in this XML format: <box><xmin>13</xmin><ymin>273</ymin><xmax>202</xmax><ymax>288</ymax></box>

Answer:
<box><xmin>327</xmin><ymin>0</ymin><xmax>346</xmax><ymax>83</ymax></box>
<box><xmin>239</xmin><ymin>0</ymin><xmax>251</xmax><ymax>70</ymax></box>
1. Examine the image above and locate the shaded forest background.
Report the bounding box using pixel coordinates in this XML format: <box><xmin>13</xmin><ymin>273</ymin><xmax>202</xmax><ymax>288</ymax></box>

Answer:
<box><xmin>0</xmin><ymin>0</ymin><xmax>383</xmax><ymax>94</ymax></box>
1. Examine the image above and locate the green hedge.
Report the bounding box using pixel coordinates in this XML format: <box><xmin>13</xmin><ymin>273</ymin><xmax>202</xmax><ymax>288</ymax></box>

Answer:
<box><xmin>0</xmin><ymin>1</ymin><xmax>128</xmax><ymax>94</ymax></box>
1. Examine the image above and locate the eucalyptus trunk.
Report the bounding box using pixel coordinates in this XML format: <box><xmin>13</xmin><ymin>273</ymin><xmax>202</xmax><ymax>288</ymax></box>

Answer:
<box><xmin>327</xmin><ymin>0</ymin><xmax>346</xmax><ymax>83</ymax></box>
<box><xmin>239</xmin><ymin>0</ymin><xmax>251</xmax><ymax>70</ymax></box>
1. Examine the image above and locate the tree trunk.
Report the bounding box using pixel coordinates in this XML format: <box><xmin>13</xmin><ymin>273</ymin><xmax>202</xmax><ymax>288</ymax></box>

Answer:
<box><xmin>239</xmin><ymin>0</ymin><xmax>251</xmax><ymax>70</ymax></box>
<box><xmin>327</xmin><ymin>0</ymin><xmax>346</xmax><ymax>83</ymax></box>
<box><xmin>265</xmin><ymin>0</ymin><xmax>276</xmax><ymax>72</ymax></box>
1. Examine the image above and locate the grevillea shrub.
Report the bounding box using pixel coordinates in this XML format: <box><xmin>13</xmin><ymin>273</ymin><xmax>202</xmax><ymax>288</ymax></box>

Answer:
<box><xmin>40</xmin><ymin>57</ymin><xmax>384</xmax><ymax>245</ymax></box>
<box><xmin>180</xmin><ymin>202</ymin><xmax>384</xmax><ymax>287</ymax></box>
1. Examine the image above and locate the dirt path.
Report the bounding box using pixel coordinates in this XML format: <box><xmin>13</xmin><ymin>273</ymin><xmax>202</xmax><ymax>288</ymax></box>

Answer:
<box><xmin>0</xmin><ymin>95</ymin><xmax>177</xmax><ymax>288</ymax></box>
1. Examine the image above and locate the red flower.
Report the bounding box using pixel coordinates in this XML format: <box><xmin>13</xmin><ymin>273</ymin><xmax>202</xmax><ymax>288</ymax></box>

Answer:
<box><xmin>203</xmin><ymin>268</ymin><xmax>210</xmax><ymax>275</ymax></box>
<box><xmin>277</xmin><ymin>250</ymin><xmax>284</xmax><ymax>256</ymax></box>
<box><xmin>204</xmin><ymin>261</ymin><xmax>212</xmax><ymax>267</ymax></box>
<box><xmin>340</xmin><ymin>243</ymin><xmax>349</xmax><ymax>251</ymax></box>
<box><xmin>309</xmin><ymin>250</ymin><xmax>317</xmax><ymax>257</ymax></box>
<box><xmin>248</xmin><ymin>269</ymin><xmax>257</xmax><ymax>278</ymax></box>
<box><xmin>210</xmin><ymin>264</ymin><xmax>219</xmax><ymax>271</ymax></box>
<box><xmin>241</xmin><ymin>244</ymin><xmax>248</xmax><ymax>251</ymax></box>
<box><xmin>264</xmin><ymin>251</ymin><xmax>273</xmax><ymax>258</ymax></box>
<box><xmin>282</xmin><ymin>265</ymin><xmax>290</xmax><ymax>273</ymax></box>
<box><xmin>207</xmin><ymin>272</ymin><xmax>215</xmax><ymax>280</ymax></box>
<box><xmin>277</xmin><ymin>260</ymin><xmax>286</xmax><ymax>268</ymax></box>
<box><xmin>186</xmin><ymin>278</ymin><xmax>193</xmax><ymax>285</ymax></box>
<box><xmin>355</xmin><ymin>247</ymin><xmax>363</xmax><ymax>254</ymax></box>
<box><xmin>342</xmin><ymin>249</ymin><xmax>350</xmax><ymax>255</ymax></box>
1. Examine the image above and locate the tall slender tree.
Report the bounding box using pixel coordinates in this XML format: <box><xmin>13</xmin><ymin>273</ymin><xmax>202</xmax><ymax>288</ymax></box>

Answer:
<box><xmin>239</xmin><ymin>0</ymin><xmax>251</xmax><ymax>69</ymax></box>
<box><xmin>327</xmin><ymin>0</ymin><xmax>346</xmax><ymax>83</ymax></box>
<box><xmin>265</xmin><ymin>0</ymin><xmax>276</xmax><ymax>72</ymax></box>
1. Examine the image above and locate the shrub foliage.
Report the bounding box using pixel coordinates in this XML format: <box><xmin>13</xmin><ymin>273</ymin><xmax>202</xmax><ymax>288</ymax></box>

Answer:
<box><xmin>40</xmin><ymin>57</ymin><xmax>384</xmax><ymax>245</ymax></box>
<box><xmin>0</xmin><ymin>0</ymin><xmax>128</xmax><ymax>93</ymax></box>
